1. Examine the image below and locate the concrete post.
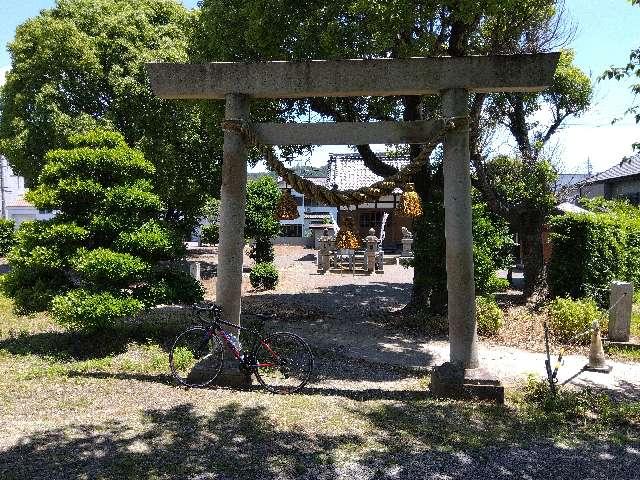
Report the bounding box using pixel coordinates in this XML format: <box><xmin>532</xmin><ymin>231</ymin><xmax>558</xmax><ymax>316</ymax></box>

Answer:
<box><xmin>609</xmin><ymin>281</ymin><xmax>633</xmax><ymax>342</ymax></box>
<box><xmin>442</xmin><ymin>88</ymin><xmax>478</xmax><ymax>370</ymax></box>
<box><xmin>216</xmin><ymin>94</ymin><xmax>249</xmax><ymax>335</ymax></box>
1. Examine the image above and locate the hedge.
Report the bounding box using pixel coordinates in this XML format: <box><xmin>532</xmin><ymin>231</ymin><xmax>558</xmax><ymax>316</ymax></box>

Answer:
<box><xmin>548</xmin><ymin>209</ymin><xmax>640</xmax><ymax>306</ymax></box>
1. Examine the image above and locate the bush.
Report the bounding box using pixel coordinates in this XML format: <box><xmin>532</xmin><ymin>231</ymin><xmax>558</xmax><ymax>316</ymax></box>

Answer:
<box><xmin>249</xmin><ymin>262</ymin><xmax>279</xmax><ymax>290</ymax></box>
<box><xmin>475</xmin><ymin>296</ymin><xmax>504</xmax><ymax>336</ymax></box>
<box><xmin>3</xmin><ymin>129</ymin><xmax>194</xmax><ymax>325</ymax></box>
<box><xmin>52</xmin><ymin>289</ymin><xmax>145</xmax><ymax>330</ymax></box>
<box><xmin>548</xmin><ymin>297</ymin><xmax>603</xmax><ymax>343</ymax></box>
<box><xmin>249</xmin><ymin>236</ymin><xmax>274</xmax><ymax>263</ymax></box>
<box><xmin>0</xmin><ymin>219</ymin><xmax>15</xmax><ymax>255</ymax></box>
<box><xmin>115</xmin><ymin>220</ymin><xmax>184</xmax><ymax>260</ymax></box>
<box><xmin>200</xmin><ymin>223</ymin><xmax>219</xmax><ymax>245</ymax></box>
<box><xmin>549</xmin><ymin>201</ymin><xmax>640</xmax><ymax>306</ymax></box>
<box><xmin>133</xmin><ymin>268</ymin><xmax>205</xmax><ymax>307</ymax></box>
<box><xmin>406</xmin><ymin>199</ymin><xmax>513</xmax><ymax>299</ymax></box>
<box><xmin>1</xmin><ymin>269</ymin><xmax>68</xmax><ymax>314</ymax></box>
<box><xmin>71</xmin><ymin>248</ymin><xmax>149</xmax><ymax>288</ymax></box>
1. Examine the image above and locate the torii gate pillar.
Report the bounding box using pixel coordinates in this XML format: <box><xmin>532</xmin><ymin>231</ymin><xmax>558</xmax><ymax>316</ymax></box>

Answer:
<box><xmin>217</xmin><ymin>93</ymin><xmax>249</xmax><ymax>332</ymax></box>
<box><xmin>442</xmin><ymin>88</ymin><xmax>478</xmax><ymax>369</ymax></box>
<box><xmin>429</xmin><ymin>89</ymin><xmax>504</xmax><ymax>403</ymax></box>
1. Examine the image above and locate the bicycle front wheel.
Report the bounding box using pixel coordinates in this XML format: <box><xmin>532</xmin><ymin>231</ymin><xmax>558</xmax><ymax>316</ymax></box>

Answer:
<box><xmin>253</xmin><ymin>332</ymin><xmax>314</xmax><ymax>394</ymax></box>
<box><xmin>169</xmin><ymin>326</ymin><xmax>224</xmax><ymax>388</ymax></box>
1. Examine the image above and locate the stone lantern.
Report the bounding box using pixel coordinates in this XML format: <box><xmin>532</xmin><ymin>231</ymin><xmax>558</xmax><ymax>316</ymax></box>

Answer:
<box><xmin>364</xmin><ymin>228</ymin><xmax>379</xmax><ymax>274</ymax></box>
<box><xmin>401</xmin><ymin>226</ymin><xmax>414</xmax><ymax>257</ymax></box>
<box><xmin>317</xmin><ymin>228</ymin><xmax>333</xmax><ymax>273</ymax></box>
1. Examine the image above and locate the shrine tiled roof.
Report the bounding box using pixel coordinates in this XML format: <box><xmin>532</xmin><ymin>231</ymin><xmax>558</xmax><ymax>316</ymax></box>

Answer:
<box><xmin>585</xmin><ymin>153</ymin><xmax>640</xmax><ymax>184</ymax></box>
<box><xmin>327</xmin><ymin>153</ymin><xmax>410</xmax><ymax>191</ymax></box>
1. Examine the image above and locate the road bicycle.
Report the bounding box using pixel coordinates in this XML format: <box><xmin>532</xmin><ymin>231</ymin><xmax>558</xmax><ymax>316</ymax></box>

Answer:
<box><xmin>169</xmin><ymin>302</ymin><xmax>314</xmax><ymax>394</ymax></box>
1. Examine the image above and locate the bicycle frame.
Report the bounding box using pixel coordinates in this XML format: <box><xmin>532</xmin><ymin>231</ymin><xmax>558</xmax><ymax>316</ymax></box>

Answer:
<box><xmin>198</xmin><ymin>310</ymin><xmax>279</xmax><ymax>369</ymax></box>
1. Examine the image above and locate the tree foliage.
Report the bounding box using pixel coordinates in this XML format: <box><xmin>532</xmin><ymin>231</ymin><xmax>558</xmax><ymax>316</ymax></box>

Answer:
<box><xmin>194</xmin><ymin>0</ymin><xmax>591</xmax><ymax>307</ymax></box>
<box><xmin>408</xmin><ymin>185</ymin><xmax>513</xmax><ymax>298</ymax></box>
<box><xmin>0</xmin><ymin>0</ymin><xmax>221</xmax><ymax>235</ymax></box>
<box><xmin>245</xmin><ymin>176</ymin><xmax>282</xmax><ymax>241</ymax></box>
<box><xmin>0</xmin><ymin>219</ymin><xmax>15</xmax><ymax>255</ymax></box>
<box><xmin>1</xmin><ymin>129</ymin><xmax>203</xmax><ymax>328</ymax></box>
<box><xmin>245</xmin><ymin>176</ymin><xmax>281</xmax><ymax>265</ymax></box>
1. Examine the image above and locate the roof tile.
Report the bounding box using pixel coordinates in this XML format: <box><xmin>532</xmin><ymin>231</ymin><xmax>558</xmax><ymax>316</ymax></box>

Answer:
<box><xmin>586</xmin><ymin>153</ymin><xmax>640</xmax><ymax>184</ymax></box>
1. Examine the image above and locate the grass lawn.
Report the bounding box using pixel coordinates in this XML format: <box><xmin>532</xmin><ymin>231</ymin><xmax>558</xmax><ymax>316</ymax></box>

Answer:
<box><xmin>0</xmin><ymin>295</ymin><xmax>639</xmax><ymax>479</ymax></box>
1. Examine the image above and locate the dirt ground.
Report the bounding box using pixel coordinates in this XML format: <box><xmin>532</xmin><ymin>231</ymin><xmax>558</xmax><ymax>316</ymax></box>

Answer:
<box><xmin>0</xmin><ymin>246</ymin><xmax>638</xmax><ymax>479</ymax></box>
<box><xmin>188</xmin><ymin>245</ymin><xmax>640</xmax><ymax>398</ymax></box>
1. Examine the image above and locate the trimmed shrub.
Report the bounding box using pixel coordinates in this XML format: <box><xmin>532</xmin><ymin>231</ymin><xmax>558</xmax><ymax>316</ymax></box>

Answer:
<box><xmin>0</xmin><ymin>219</ymin><xmax>15</xmax><ymax>255</ymax></box>
<box><xmin>548</xmin><ymin>208</ymin><xmax>640</xmax><ymax>306</ymax></box>
<box><xmin>114</xmin><ymin>220</ymin><xmax>184</xmax><ymax>260</ymax></box>
<box><xmin>1</xmin><ymin>269</ymin><xmax>69</xmax><ymax>314</ymax></box>
<box><xmin>133</xmin><ymin>268</ymin><xmax>204</xmax><ymax>307</ymax></box>
<box><xmin>52</xmin><ymin>289</ymin><xmax>145</xmax><ymax>330</ymax></box>
<box><xmin>405</xmin><ymin>199</ymin><xmax>513</xmax><ymax>297</ymax></box>
<box><xmin>249</xmin><ymin>236</ymin><xmax>275</xmax><ymax>264</ymax></box>
<box><xmin>3</xmin><ymin>129</ymin><xmax>196</xmax><ymax>326</ymax></box>
<box><xmin>548</xmin><ymin>297</ymin><xmax>603</xmax><ymax>344</ymax></box>
<box><xmin>475</xmin><ymin>296</ymin><xmax>504</xmax><ymax>336</ymax></box>
<box><xmin>71</xmin><ymin>248</ymin><xmax>149</xmax><ymax>288</ymax></box>
<box><xmin>200</xmin><ymin>223</ymin><xmax>219</xmax><ymax>245</ymax></box>
<box><xmin>250</xmin><ymin>262</ymin><xmax>279</xmax><ymax>290</ymax></box>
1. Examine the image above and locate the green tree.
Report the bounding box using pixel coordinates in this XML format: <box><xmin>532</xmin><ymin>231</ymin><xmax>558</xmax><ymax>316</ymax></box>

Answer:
<box><xmin>479</xmin><ymin>50</ymin><xmax>591</xmax><ymax>295</ymax></box>
<box><xmin>0</xmin><ymin>0</ymin><xmax>220</xmax><ymax>235</ymax></box>
<box><xmin>601</xmin><ymin>0</ymin><xmax>640</xmax><ymax>150</ymax></box>
<box><xmin>194</xmin><ymin>0</ymin><xmax>591</xmax><ymax>311</ymax></box>
<box><xmin>1</xmin><ymin>129</ymin><xmax>203</xmax><ymax>328</ymax></box>
<box><xmin>481</xmin><ymin>156</ymin><xmax>559</xmax><ymax>295</ymax></box>
<box><xmin>245</xmin><ymin>176</ymin><xmax>282</xmax><ymax>264</ymax></box>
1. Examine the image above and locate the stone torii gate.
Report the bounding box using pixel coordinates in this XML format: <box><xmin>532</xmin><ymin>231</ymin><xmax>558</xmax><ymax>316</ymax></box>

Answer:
<box><xmin>147</xmin><ymin>53</ymin><xmax>559</xmax><ymax>400</ymax></box>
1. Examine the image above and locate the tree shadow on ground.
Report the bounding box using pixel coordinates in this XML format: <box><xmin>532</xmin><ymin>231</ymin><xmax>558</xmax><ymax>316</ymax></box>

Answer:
<box><xmin>0</xmin><ymin>310</ymin><xmax>195</xmax><ymax>362</ymax></box>
<box><xmin>246</xmin><ymin>281</ymin><xmax>413</xmax><ymax>315</ymax></box>
<box><xmin>1</xmin><ymin>399</ymin><xmax>638</xmax><ymax>479</ymax></box>
<box><xmin>243</xmin><ymin>282</ymin><xmax>439</xmax><ymax>374</ymax></box>
<box><xmin>574</xmin><ymin>377</ymin><xmax>640</xmax><ymax>402</ymax></box>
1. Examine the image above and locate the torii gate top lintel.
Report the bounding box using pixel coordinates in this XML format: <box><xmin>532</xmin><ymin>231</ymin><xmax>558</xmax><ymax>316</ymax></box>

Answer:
<box><xmin>146</xmin><ymin>53</ymin><xmax>560</xmax><ymax>100</ymax></box>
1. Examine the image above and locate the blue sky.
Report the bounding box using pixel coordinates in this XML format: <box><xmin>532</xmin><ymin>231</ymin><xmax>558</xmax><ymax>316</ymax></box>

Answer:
<box><xmin>0</xmin><ymin>0</ymin><xmax>638</xmax><ymax>174</ymax></box>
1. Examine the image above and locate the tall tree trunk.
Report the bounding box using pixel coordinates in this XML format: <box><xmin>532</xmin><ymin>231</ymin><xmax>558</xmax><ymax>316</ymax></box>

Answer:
<box><xmin>405</xmin><ymin>163</ymin><xmax>448</xmax><ymax>316</ymax></box>
<box><xmin>519</xmin><ymin>212</ymin><xmax>545</xmax><ymax>298</ymax></box>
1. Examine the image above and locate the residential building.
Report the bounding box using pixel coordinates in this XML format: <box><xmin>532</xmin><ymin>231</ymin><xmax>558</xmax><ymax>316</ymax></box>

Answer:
<box><xmin>579</xmin><ymin>153</ymin><xmax>640</xmax><ymax>204</ymax></box>
<box><xmin>276</xmin><ymin>165</ymin><xmax>338</xmax><ymax>245</ymax></box>
<box><xmin>0</xmin><ymin>155</ymin><xmax>55</xmax><ymax>226</ymax></box>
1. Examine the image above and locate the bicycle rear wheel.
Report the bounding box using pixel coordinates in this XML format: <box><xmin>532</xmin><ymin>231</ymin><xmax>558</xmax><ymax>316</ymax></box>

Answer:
<box><xmin>253</xmin><ymin>332</ymin><xmax>313</xmax><ymax>394</ymax></box>
<box><xmin>169</xmin><ymin>326</ymin><xmax>224</xmax><ymax>388</ymax></box>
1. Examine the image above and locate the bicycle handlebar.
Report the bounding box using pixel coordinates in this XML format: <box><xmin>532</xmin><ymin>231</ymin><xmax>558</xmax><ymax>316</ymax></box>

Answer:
<box><xmin>192</xmin><ymin>301</ymin><xmax>221</xmax><ymax>313</ymax></box>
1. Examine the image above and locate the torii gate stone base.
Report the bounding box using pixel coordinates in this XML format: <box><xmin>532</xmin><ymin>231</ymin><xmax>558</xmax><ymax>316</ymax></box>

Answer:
<box><xmin>148</xmin><ymin>54</ymin><xmax>559</xmax><ymax>401</ymax></box>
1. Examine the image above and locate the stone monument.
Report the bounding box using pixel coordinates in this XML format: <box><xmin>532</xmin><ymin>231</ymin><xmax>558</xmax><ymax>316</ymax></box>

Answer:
<box><xmin>317</xmin><ymin>228</ymin><xmax>333</xmax><ymax>273</ymax></box>
<box><xmin>608</xmin><ymin>281</ymin><xmax>633</xmax><ymax>342</ymax></box>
